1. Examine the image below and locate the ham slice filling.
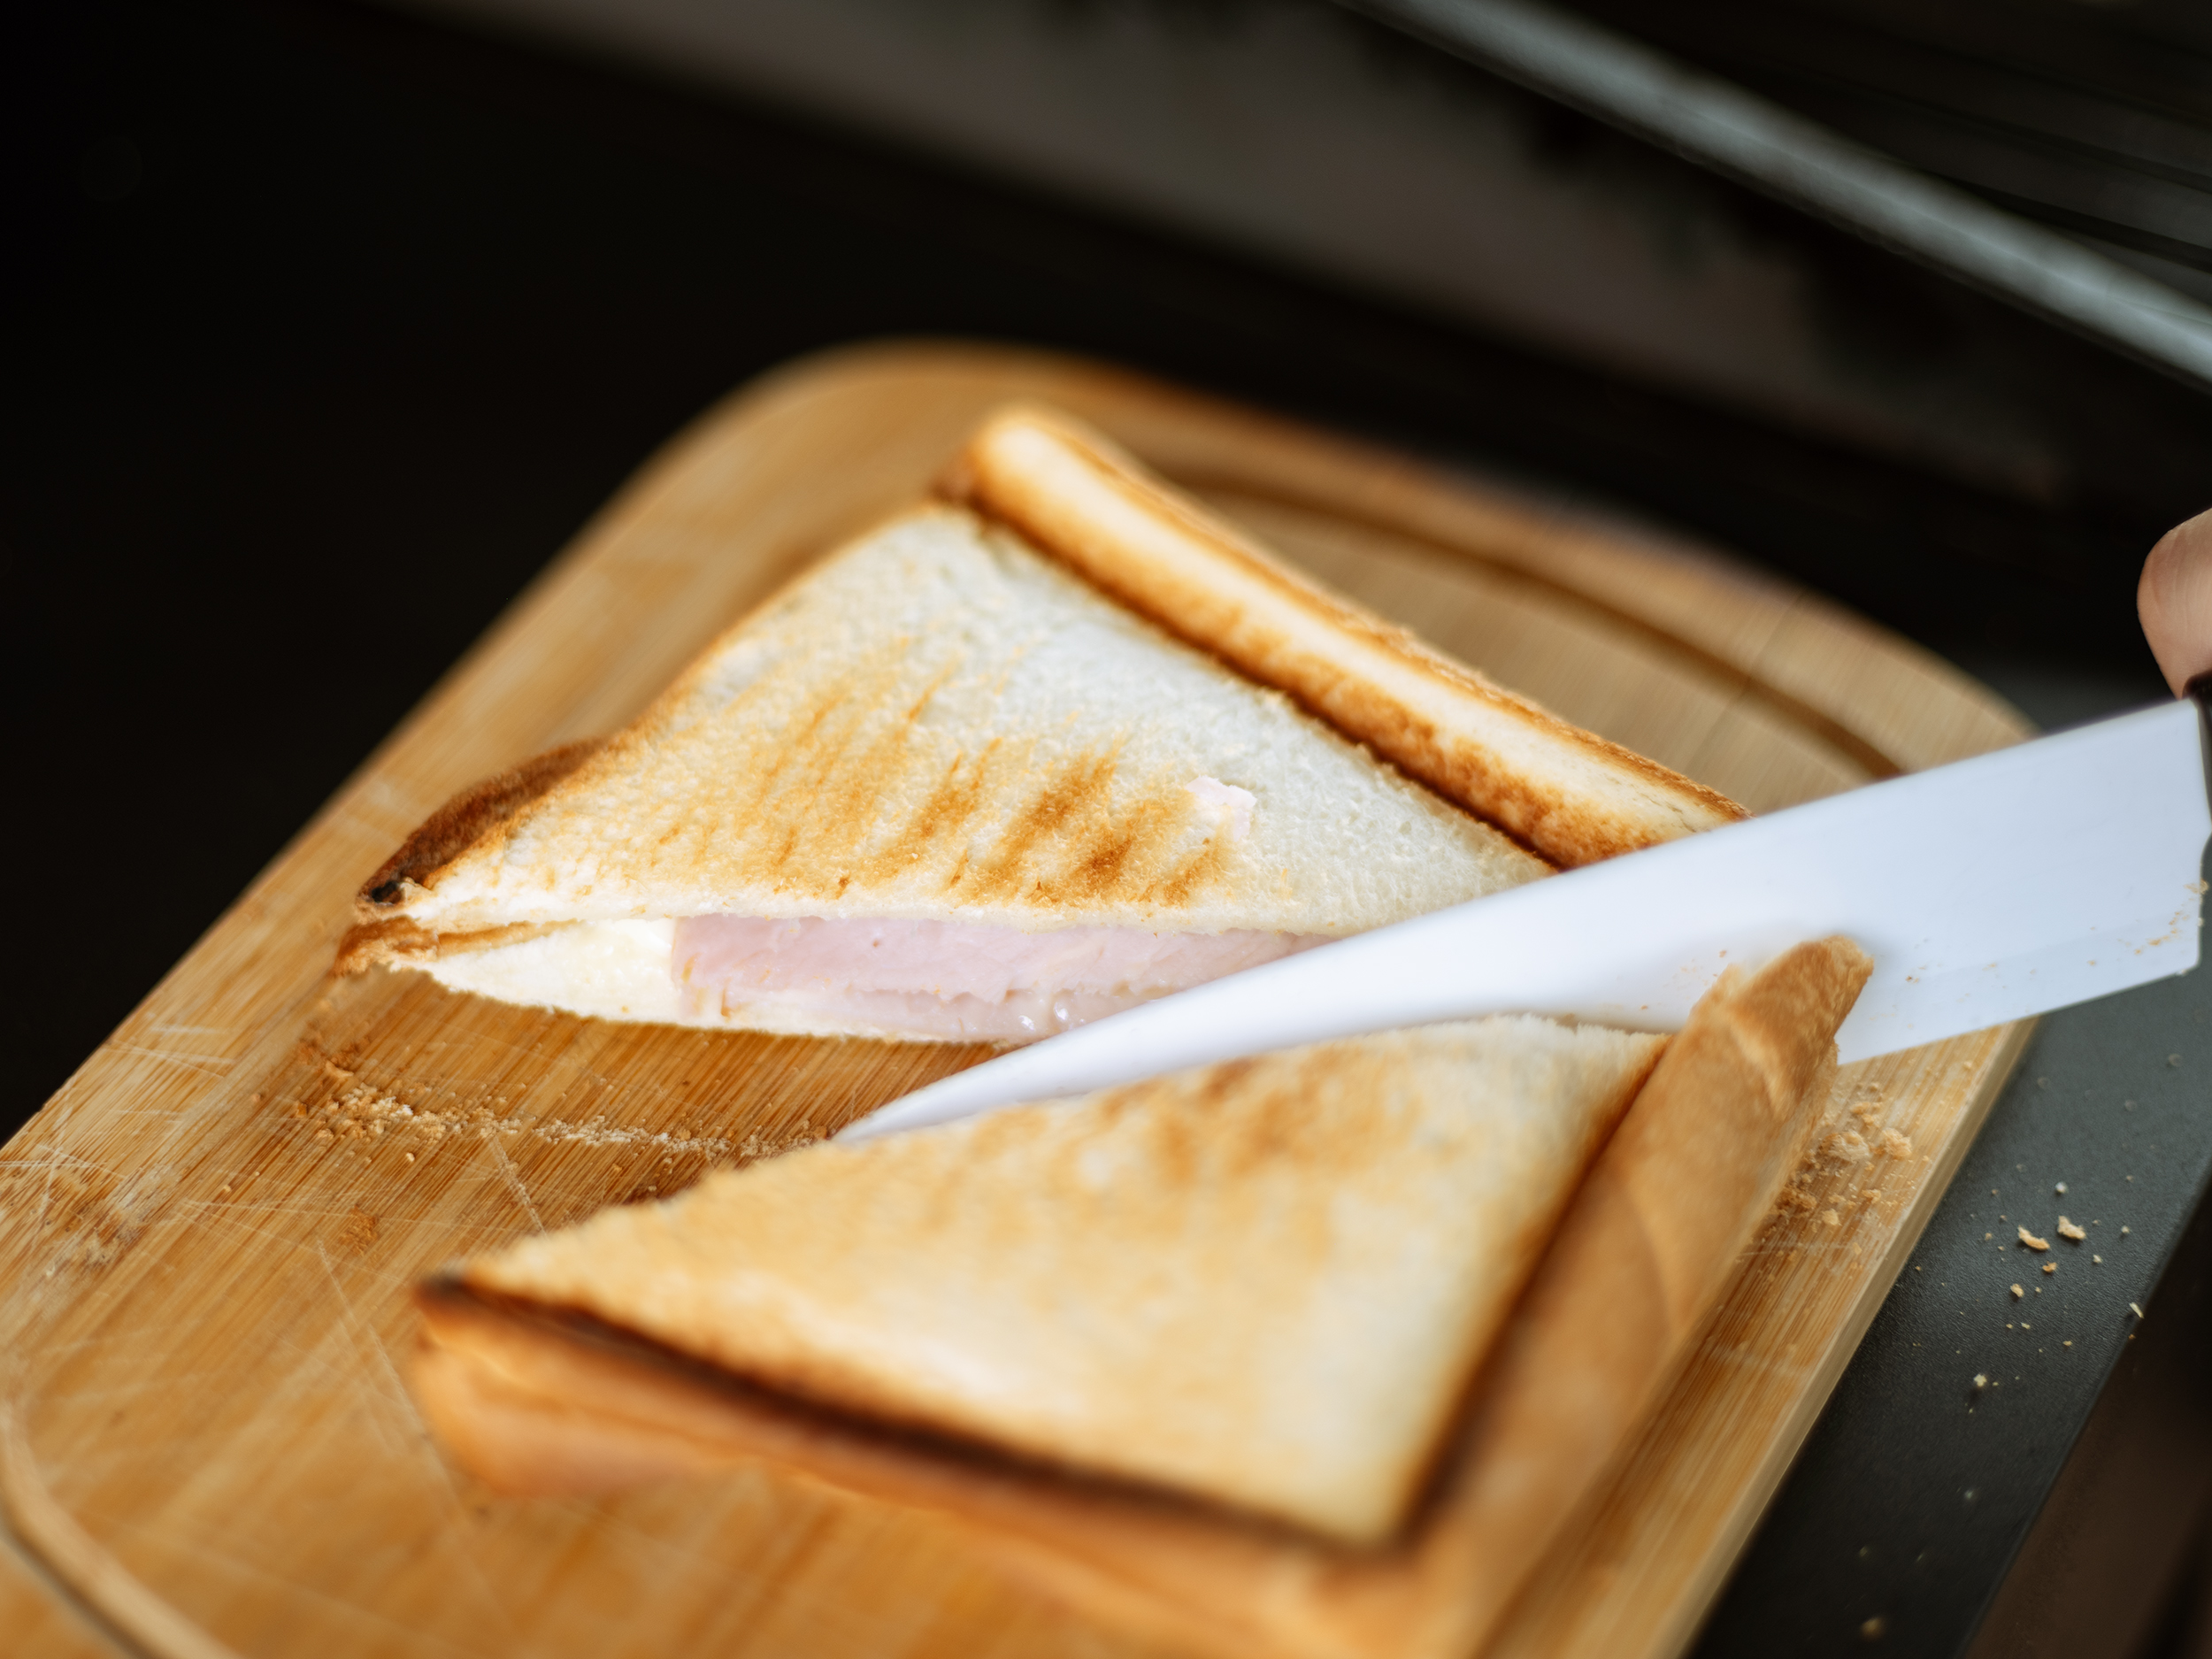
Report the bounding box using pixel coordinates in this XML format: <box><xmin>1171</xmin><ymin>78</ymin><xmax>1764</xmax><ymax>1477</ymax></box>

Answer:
<box><xmin>672</xmin><ymin>915</ymin><xmax>1330</xmax><ymax>1041</ymax></box>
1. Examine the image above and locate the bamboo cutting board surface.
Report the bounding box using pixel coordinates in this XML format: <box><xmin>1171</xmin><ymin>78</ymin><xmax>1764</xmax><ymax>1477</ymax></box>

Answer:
<box><xmin>0</xmin><ymin>342</ymin><xmax>2033</xmax><ymax>1659</ymax></box>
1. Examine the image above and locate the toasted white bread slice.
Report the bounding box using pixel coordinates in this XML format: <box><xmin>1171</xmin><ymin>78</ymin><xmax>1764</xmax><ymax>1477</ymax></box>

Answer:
<box><xmin>411</xmin><ymin>939</ymin><xmax>1870</xmax><ymax>1659</ymax></box>
<box><xmin>943</xmin><ymin>407</ymin><xmax>1744</xmax><ymax>866</ymax></box>
<box><xmin>342</xmin><ymin>500</ymin><xmax>1548</xmax><ymax>1034</ymax></box>
<box><xmin>455</xmin><ymin>1015</ymin><xmax>1668</xmax><ymax>1544</ymax></box>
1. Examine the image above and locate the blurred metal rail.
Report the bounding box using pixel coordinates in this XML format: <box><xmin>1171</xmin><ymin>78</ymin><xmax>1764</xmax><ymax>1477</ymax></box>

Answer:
<box><xmin>1347</xmin><ymin>0</ymin><xmax>2212</xmax><ymax>390</ymax></box>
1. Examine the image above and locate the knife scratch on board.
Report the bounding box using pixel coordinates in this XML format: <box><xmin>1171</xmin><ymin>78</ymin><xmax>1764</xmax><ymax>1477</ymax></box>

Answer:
<box><xmin>480</xmin><ymin>1134</ymin><xmax>546</xmax><ymax>1233</ymax></box>
<box><xmin>104</xmin><ymin>1043</ymin><xmax>237</xmax><ymax>1080</ymax></box>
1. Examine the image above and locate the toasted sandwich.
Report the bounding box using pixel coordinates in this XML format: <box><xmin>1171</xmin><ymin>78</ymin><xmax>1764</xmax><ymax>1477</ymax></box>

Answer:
<box><xmin>411</xmin><ymin>939</ymin><xmax>1870</xmax><ymax>1659</ymax></box>
<box><xmin>340</xmin><ymin>409</ymin><xmax>1739</xmax><ymax>1041</ymax></box>
<box><xmin>439</xmin><ymin>1012</ymin><xmax>1669</xmax><ymax>1543</ymax></box>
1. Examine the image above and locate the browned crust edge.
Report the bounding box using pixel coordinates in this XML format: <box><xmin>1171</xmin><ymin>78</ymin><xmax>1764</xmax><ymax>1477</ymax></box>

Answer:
<box><xmin>410</xmin><ymin>1278</ymin><xmax>1339</xmax><ymax>1659</ymax></box>
<box><xmin>355</xmin><ymin>739</ymin><xmax>605</xmax><ymax>918</ymax></box>
<box><xmin>940</xmin><ymin>404</ymin><xmax>1747</xmax><ymax>867</ymax></box>
<box><xmin>413</xmin><ymin>1277</ymin><xmax>1325</xmax><ymax>1541</ymax></box>
<box><xmin>1410</xmin><ymin>936</ymin><xmax>1873</xmax><ymax>1654</ymax></box>
<box><xmin>334</xmin><ymin>737</ymin><xmax>603</xmax><ymax>974</ymax></box>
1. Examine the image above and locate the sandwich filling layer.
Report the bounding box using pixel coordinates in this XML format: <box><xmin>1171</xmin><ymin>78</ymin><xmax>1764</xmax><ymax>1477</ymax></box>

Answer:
<box><xmin>672</xmin><ymin>915</ymin><xmax>1330</xmax><ymax>1041</ymax></box>
<box><xmin>426</xmin><ymin>915</ymin><xmax>1331</xmax><ymax>1041</ymax></box>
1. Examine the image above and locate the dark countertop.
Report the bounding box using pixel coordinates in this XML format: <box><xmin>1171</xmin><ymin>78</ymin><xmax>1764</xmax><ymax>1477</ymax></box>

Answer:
<box><xmin>1708</xmin><ymin>945</ymin><xmax>2212</xmax><ymax>1657</ymax></box>
<box><xmin>10</xmin><ymin>2</ymin><xmax>2210</xmax><ymax>1652</ymax></box>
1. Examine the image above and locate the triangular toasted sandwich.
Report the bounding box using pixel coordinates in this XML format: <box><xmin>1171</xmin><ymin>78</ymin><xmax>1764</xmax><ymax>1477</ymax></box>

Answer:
<box><xmin>340</xmin><ymin>409</ymin><xmax>1738</xmax><ymax>1041</ymax></box>
<box><xmin>447</xmin><ymin>1014</ymin><xmax>1669</xmax><ymax>1543</ymax></box>
<box><xmin>413</xmin><ymin>939</ymin><xmax>1868</xmax><ymax>1659</ymax></box>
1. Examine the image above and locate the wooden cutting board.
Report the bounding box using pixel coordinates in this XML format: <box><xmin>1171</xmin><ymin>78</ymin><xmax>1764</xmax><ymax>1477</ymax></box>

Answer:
<box><xmin>0</xmin><ymin>341</ymin><xmax>2033</xmax><ymax>1659</ymax></box>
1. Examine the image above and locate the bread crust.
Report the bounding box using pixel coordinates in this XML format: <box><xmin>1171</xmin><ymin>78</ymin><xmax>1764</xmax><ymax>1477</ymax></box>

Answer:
<box><xmin>941</xmin><ymin>407</ymin><xmax>1745</xmax><ymax>867</ymax></box>
<box><xmin>354</xmin><ymin>739</ymin><xmax>604</xmax><ymax>918</ymax></box>
<box><xmin>410</xmin><ymin>1279</ymin><xmax>1318</xmax><ymax>1659</ymax></box>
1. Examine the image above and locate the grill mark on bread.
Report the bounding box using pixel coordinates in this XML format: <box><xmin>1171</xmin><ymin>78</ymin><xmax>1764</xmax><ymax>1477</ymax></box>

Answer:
<box><xmin>562</xmin><ymin>644</ymin><xmax>1244</xmax><ymax>916</ymax></box>
<box><xmin>956</xmin><ymin>748</ymin><xmax>1125</xmax><ymax>903</ymax></box>
<box><xmin>939</xmin><ymin>748</ymin><xmax>1232</xmax><ymax>910</ymax></box>
<box><xmin>870</xmin><ymin>745</ymin><xmax>1000</xmax><ymax>881</ymax></box>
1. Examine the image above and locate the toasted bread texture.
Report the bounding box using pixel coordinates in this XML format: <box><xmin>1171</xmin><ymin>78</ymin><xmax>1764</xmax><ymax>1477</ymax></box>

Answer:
<box><xmin>411</xmin><ymin>939</ymin><xmax>1869</xmax><ymax>1659</ymax></box>
<box><xmin>347</xmin><ymin>502</ymin><xmax>1544</xmax><ymax>956</ymax></box>
<box><xmin>457</xmin><ymin>1015</ymin><xmax>1666</xmax><ymax>1543</ymax></box>
<box><xmin>942</xmin><ymin>407</ymin><xmax>1745</xmax><ymax>867</ymax></box>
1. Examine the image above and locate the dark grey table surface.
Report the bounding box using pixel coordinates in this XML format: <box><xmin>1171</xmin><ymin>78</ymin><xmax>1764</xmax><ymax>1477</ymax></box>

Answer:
<box><xmin>12</xmin><ymin>3</ymin><xmax>2210</xmax><ymax>1654</ymax></box>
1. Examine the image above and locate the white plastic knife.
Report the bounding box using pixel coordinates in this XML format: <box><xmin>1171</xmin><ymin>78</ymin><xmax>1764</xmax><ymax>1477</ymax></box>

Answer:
<box><xmin>841</xmin><ymin>686</ymin><xmax>2212</xmax><ymax>1141</ymax></box>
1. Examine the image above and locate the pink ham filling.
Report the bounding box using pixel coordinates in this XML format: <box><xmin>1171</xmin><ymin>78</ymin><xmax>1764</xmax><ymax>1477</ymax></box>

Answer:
<box><xmin>672</xmin><ymin>915</ymin><xmax>1332</xmax><ymax>1041</ymax></box>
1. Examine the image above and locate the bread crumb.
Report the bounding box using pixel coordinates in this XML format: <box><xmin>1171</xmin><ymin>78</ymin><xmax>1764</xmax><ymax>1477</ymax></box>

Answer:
<box><xmin>2056</xmin><ymin>1217</ymin><xmax>2085</xmax><ymax>1241</ymax></box>
<box><xmin>2093</xmin><ymin>1255</ymin><xmax>2102</xmax><ymax>1263</ymax></box>
<box><xmin>1861</xmin><ymin>1615</ymin><xmax>1886</xmax><ymax>1641</ymax></box>
<box><xmin>2018</xmin><ymin>1225</ymin><xmax>2049</xmax><ymax>1250</ymax></box>
<box><xmin>2041</xmin><ymin>1263</ymin><xmax>2055</xmax><ymax>1275</ymax></box>
<box><xmin>1972</xmin><ymin>1373</ymin><xmax>1988</xmax><ymax>1389</ymax></box>
<box><xmin>2121</xmin><ymin>1225</ymin><xmax>2130</xmax><ymax>1235</ymax></box>
<box><xmin>1880</xmin><ymin>1128</ymin><xmax>1913</xmax><ymax>1159</ymax></box>
<box><xmin>2130</xmin><ymin>1302</ymin><xmax>2146</xmax><ymax>1319</ymax></box>
<box><xmin>1823</xmin><ymin>1131</ymin><xmax>1871</xmax><ymax>1166</ymax></box>
<box><xmin>2055</xmin><ymin>1181</ymin><xmax>2067</xmax><ymax>1194</ymax></box>
<box><xmin>1850</xmin><ymin>1101</ymin><xmax>1884</xmax><ymax>1128</ymax></box>
<box><xmin>2010</xmin><ymin>1284</ymin><xmax>2024</xmax><ymax>1299</ymax></box>
<box><xmin>1822</xmin><ymin>1209</ymin><xmax>1841</xmax><ymax>1229</ymax></box>
<box><xmin>2062</xmin><ymin>1340</ymin><xmax>2071</xmax><ymax>1348</ymax></box>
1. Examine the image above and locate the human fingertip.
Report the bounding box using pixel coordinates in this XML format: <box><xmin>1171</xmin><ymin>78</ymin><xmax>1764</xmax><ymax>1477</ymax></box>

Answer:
<box><xmin>2139</xmin><ymin>507</ymin><xmax>2212</xmax><ymax>696</ymax></box>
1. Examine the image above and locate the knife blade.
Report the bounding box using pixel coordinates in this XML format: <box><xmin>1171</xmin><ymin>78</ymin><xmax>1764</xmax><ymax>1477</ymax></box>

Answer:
<box><xmin>840</xmin><ymin>686</ymin><xmax>2212</xmax><ymax>1142</ymax></box>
